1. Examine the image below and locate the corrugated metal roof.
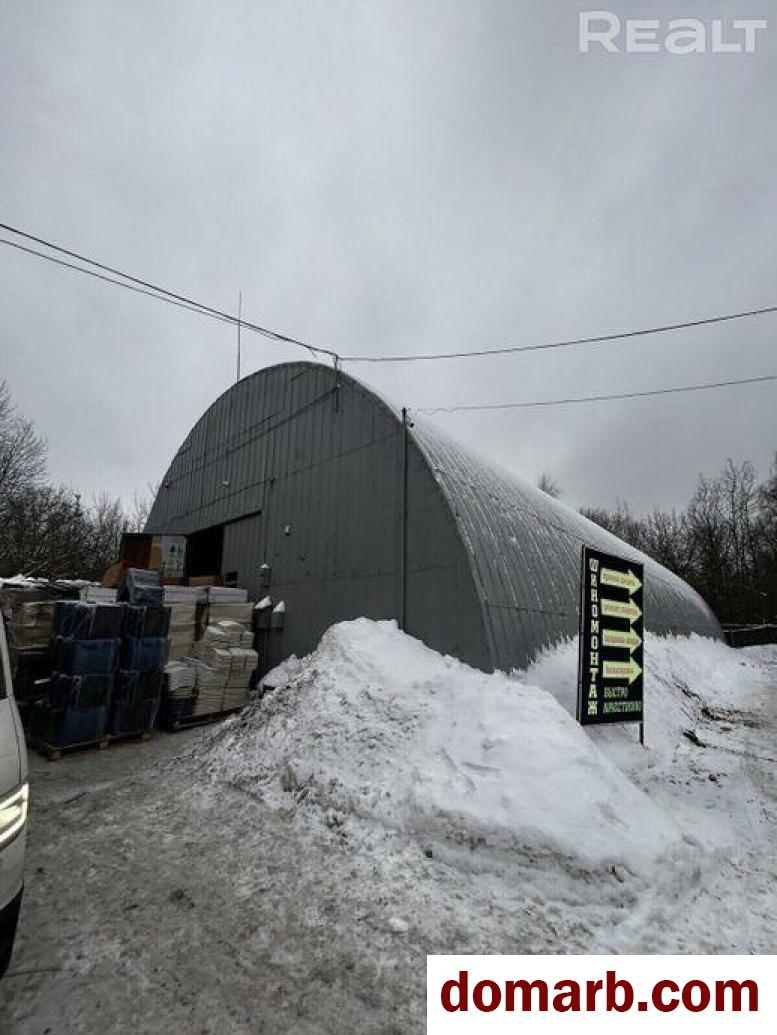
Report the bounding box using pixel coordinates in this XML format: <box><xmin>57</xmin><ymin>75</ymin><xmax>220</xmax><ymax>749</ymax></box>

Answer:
<box><xmin>147</xmin><ymin>361</ymin><xmax>722</xmax><ymax>672</ymax></box>
<box><xmin>411</xmin><ymin>416</ymin><xmax>722</xmax><ymax>670</ymax></box>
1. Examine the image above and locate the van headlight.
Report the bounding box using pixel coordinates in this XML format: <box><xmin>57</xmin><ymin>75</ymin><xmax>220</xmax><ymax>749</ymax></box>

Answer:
<box><xmin>0</xmin><ymin>783</ymin><xmax>29</xmax><ymax>847</ymax></box>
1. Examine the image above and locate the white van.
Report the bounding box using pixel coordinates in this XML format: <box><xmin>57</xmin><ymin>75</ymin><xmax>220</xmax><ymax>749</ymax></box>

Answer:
<box><xmin>0</xmin><ymin>615</ymin><xmax>28</xmax><ymax>977</ymax></box>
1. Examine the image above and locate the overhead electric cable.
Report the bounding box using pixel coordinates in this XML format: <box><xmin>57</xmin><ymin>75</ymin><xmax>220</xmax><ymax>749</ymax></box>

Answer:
<box><xmin>2</xmin><ymin>220</ymin><xmax>777</xmax><ymax>370</ymax></box>
<box><xmin>414</xmin><ymin>374</ymin><xmax>777</xmax><ymax>415</ymax></box>
<box><xmin>342</xmin><ymin>307</ymin><xmax>777</xmax><ymax>363</ymax></box>
<box><xmin>0</xmin><ymin>237</ymin><xmax>238</xmax><ymax>327</ymax></box>
<box><xmin>0</xmin><ymin>222</ymin><xmax>338</xmax><ymax>362</ymax></box>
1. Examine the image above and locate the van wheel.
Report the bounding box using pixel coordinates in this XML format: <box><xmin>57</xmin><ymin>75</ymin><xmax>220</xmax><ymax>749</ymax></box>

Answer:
<box><xmin>0</xmin><ymin>888</ymin><xmax>23</xmax><ymax>978</ymax></box>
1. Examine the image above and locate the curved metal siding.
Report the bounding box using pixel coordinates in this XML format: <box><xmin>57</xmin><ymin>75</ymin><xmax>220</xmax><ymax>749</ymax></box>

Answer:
<box><xmin>150</xmin><ymin>365</ymin><xmax>348</xmax><ymax>532</ymax></box>
<box><xmin>403</xmin><ymin>432</ymin><xmax>491</xmax><ymax>667</ymax></box>
<box><xmin>147</xmin><ymin>361</ymin><xmax>721</xmax><ymax>673</ymax></box>
<box><xmin>411</xmin><ymin>418</ymin><xmax>722</xmax><ymax>671</ymax></box>
<box><xmin>148</xmin><ymin>364</ymin><xmax>404</xmax><ymax>656</ymax></box>
<box><xmin>146</xmin><ymin>362</ymin><xmax>489</xmax><ymax>665</ymax></box>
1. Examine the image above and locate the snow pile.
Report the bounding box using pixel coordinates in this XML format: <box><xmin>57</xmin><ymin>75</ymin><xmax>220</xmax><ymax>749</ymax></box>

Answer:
<box><xmin>647</xmin><ymin>634</ymin><xmax>777</xmax><ymax>714</ymax></box>
<box><xmin>525</xmin><ymin>632</ymin><xmax>777</xmax><ymax>854</ymax></box>
<box><xmin>259</xmin><ymin>652</ymin><xmax>303</xmax><ymax>689</ymax></box>
<box><xmin>205</xmin><ymin>619</ymin><xmax>681</xmax><ymax>870</ymax></box>
<box><xmin>526</xmin><ymin>631</ymin><xmax>777</xmax><ymax>722</ymax></box>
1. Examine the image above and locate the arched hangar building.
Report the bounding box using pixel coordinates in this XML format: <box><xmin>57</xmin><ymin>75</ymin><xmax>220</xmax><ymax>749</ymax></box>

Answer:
<box><xmin>146</xmin><ymin>362</ymin><xmax>721</xmax><ymax>672</ymax></box>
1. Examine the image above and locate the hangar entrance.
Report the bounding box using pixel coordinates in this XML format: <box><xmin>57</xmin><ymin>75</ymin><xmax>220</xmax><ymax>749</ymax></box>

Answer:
<box><xmin>186</xmin><ymin>524</ymin><xmax>224</xmax><ymax>580</ymax></box>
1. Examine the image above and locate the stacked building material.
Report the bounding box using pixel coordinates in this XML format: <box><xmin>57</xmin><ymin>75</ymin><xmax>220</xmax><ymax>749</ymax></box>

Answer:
<box><xmin>189</xmin><ymin>621</ymin><xmax>257</xmax><ymax>715</ymax></box>
<box><xmin>3</xmin><ymin>598</ymin><xmax>55</xmax><ymax>652</ymax></box>
<box><xmin>80</xmin><ymin>585</ymin><xmax>117</xmax><ymax>604</ymax></box>
<box><xmin>192</xmin><ymin>621</ymin><xmax>253</xmax><ymax>650</ymax></box>
<box><xmin>192</xmin><ymin>651</ymin><xmax>257</xmax><ymax>715</ymax></box>
<box><xmin>163</xmin><ymin>585</ymin><xmax>208</xmax><ymax>605</ymax></box>
<box><xmin>118</xmin><ymin>567</ymin><xmax>164</xmax><ymax>608</ymax></box>
<box><xmin>11</xmin><ymin>649</ymin><xmax>51</xmax><ymax>727</ymax></box>
<box><xmin>163</xmin><ymin>584</ymin><xmax>208</xmax><ymax>647</ymax></box>
<box><xmin>166</xmin><ymin>604</ymin><xmax>197</xmax><ymax>660</ymax></box>
<box><xmin>27</xmin><ymin>572</ymin><xmax>170</xmax><ymax>749</ymax></box>
<box><xmin>205</xmin><ymin>602</ymin><xmax>254</xmax><ymax>632</ymax></box>
<box><xmin>161</xmin><ymin>616</ymin><xmax>257</xmax><ymax>726</ymax></box>
<box><xmin>111</xmin><ymin>668</ymin><xmax>163</xmax><ymax>738</ymax></box>
<box><xmin>161</xmin><ymin>660</ymin><xmax>196</xmax><ymax>726</ymax></box>
<box><xmin>164</xmin><ymin>661</ymin><xmax>196</xmax><ymax>698</ymax></box>
<box><xmin>193</xmin><ymin>656</ymin><xmax>255</xmax><ymax>714</ymax></box>
<box><xmin>33</xmin><ymin>601</ymin><xmax>124</xmax><ymax>748</ymax></box>
<box><xmin>2</xmin><ymin>599</ymin><xmax>55</xmax><ymax>721</ymax></box>
<box><xmin>208</xmin><ymin>586</ymin><xmax>249</xmax><ymax>604</ymax></box>
<box><xmin>0</xmin><ymin>582</ymin><xmax>80</xmax><ymax>722</ymax></box>
<box><xmin>110</xmin><ymin>597</ymin><xmax>169</xmax><ymax>737</ymax></box>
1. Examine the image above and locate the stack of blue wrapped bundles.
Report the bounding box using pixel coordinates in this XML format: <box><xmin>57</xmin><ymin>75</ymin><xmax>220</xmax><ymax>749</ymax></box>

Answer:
<box><xmin>33</xmin><ymin>601</ymin><xmax>124</xmax><ymax>748</ymax></box>
<box><xmin>118</xmin><ymin>567</ymin><xmax>164</xmax><ymax>608</ymax></box>
<box><xmin>114</xmin><ymin>568</ymin><xmax>168</xmax><ymax>736</ymax></box>
<box><xmin>111</xmin><ymin>601</ymin><xmax>170</xmax><ymax>736</ymax></box>
<box><xmin>33</xmin><ymin>567</ymin><xmax>171</xmax><ymax>748</ymax></box>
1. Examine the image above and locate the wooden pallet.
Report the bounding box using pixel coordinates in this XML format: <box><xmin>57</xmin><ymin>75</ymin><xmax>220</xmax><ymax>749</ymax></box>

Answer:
<box><xmin>108</xmin><ymin>729</ymin><xmax>153</xmax><ymax>746</ymax></box>
<box><xmin>164</xmin><ymin>707</ymin><xmax>243</xmax><ymax>732</ymax></box>
<box><xmin>32</xmin><ymin>735</ymin><xmax>109</xmax><ymax>761</ymax></box>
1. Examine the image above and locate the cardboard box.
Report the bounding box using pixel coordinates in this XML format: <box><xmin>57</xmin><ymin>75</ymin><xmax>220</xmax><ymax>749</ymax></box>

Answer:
<box><xmin>118</xmin><ymin>533</ymin><xmax>187</xmax><ymax>579</ymax></box>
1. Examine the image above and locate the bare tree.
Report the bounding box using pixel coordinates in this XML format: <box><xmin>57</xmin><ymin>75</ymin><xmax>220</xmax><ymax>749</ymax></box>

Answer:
<box><xmin>127</xmin><ymin>481</ymin><xmax>159</xmax><ymax>532</ymax></box>
<box><xmin>0</xmin><ymin>484</ymin><xmax>85</xmax><ymax>577</ymax></box>
<box><xmin>88</xmin><ymin>493</ymin><xmax>126</xmax><ymax>577</ymax></box>
<box><xmin>0</xmin><ymin>380</ymin><xmax>47</xmax><ymax>499</ymax></box>
<box><xmin>581</xmin><ymin>501</ymin><xmax>645</xmax><ymax>548</ymax></box>
<box><xmin>0</xmin><ymin>486</ymin><xmax>130</xmax><ymax>580</ymax></box>
<box><xmin>720</xmin><ymin>459</ymin><xmax>760</xmax><ymax>588</ymax></box>
<box><xmin>582</xmin><ymin>457</ymin><xmax>777</xmax><ymax>626</ymax></box>
<box><xmin>758</xmin><ymin>453</ymin><xmax>777</xmax><ymax>613</ymax></box>
<box><xmin>760</xmin><ymin>452</ymin><xmax>777</xmax><ymax>526</ymax></box>
<box><xmin>641</xmin><ymin>508</ymin><xmax>695</xmax><ymax>580</ymax></box>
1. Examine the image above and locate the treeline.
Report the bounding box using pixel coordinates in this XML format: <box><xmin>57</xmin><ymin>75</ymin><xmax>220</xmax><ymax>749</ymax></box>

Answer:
<box><xmin>0</xmin><ymin>381</ymin><xmax>151</xmax><ymax>582</ymax></box>
<box><xmin>579</xmin><ymin>457</ymin><xmax>777</xmax><ymax>627</ymax></box>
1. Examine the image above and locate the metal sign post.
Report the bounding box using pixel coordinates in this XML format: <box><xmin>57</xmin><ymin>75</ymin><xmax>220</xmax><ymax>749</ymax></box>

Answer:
<box><xmin>577</xmin><ymin>546</ymin><xmax>645</xmax><ymax>734</ymax></box>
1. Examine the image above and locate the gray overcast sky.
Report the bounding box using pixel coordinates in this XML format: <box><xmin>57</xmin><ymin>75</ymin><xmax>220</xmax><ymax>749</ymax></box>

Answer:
<box><xmin>1</xmin><ymin>0</ymin><xmax>775</xmax><ymax>514</ymax></box>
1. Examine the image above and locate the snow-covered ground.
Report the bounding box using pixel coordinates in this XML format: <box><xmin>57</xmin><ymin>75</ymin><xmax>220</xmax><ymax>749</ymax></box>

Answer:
<box><xmin>207</xmin><ymin>620</ymin><xmax>777</xmax><ymax>955</ymax></box>
<box><xmin>3</xmin><ymin>620</ymin><xmax>776</xmax><ymax>1033</ymax></box>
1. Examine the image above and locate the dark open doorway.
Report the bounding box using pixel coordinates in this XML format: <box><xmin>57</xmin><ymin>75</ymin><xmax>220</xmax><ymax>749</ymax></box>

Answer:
<box><xmin>186</xmin><ymin>525</ymin><xmax>224</xmax><ymax>580</ymax></box>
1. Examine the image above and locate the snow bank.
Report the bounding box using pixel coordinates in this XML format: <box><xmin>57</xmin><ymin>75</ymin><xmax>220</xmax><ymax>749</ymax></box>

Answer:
<box><xmin>525</xmin><ymin>632</ymin><xmax>777</xmax><ymax>730</ymax></box>
<box><xmin>525</xmin><ymin>632</ymin><xmax>777</xmax><ymax>854</ymax></box>
<box><xmin>205</xmin><ymin>619</ymin><xmax>680</xmax><ymax>871</ymax></box>
<box><xmin>648</xmin><ymin>634</ymin><xmax>777</xmax><ymax>714</ymax></box>
<box><xmin>259</xmin><ymin>652</ymin><xmax>302</xmax><ymax>689</ymax></box>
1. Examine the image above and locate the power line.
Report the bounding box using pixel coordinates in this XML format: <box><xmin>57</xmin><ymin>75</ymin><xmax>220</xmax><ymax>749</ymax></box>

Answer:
<box><xmin>0</xmin><ymin>237</ymin><xmax>238</xmax><ymax>327</ymax></box>
<box><xmin>3</xmin><ymin>220</ymin><xmax>777</xmax><ymax>373</ymax></box>
<box><xmin>343</xmin><ymin>306</ymin><xmax>777</xmax><ymax>363</ymax></box>
<box><xmin>0</xmin><ymin>222</ymin><xmax>338</xmax><ymax>362</ymax></box>
<box><xmin>414</xmin><ymin>373</ymin><xmax>777</xmax><ymax>415</ymax></box>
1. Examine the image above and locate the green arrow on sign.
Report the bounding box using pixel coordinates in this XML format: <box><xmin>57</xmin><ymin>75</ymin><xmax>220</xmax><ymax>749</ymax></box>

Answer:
<box><xmin>602</xmin><ymin>658</ymin><xmax>643</xmax><ymax>685</ymax></box>
<box><xmin>601</xmin><ymin>598</ymin><xmax>642</xmax><ymax>624</ymax></box>
<box><xmin>600</xmin><ymin>567</ymin><xmax>642</xmax><ymax>594</ymax></box>
<box><xmin>602</xmin><ymin>628</ymin><xmax>642</xmax><ymax>653</ymax></box>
